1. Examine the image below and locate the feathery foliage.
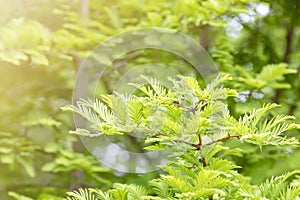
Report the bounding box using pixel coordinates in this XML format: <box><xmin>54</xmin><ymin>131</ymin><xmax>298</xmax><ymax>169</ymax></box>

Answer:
<box><xmin>64</xmin><ymin>75</ymin><xmax>300</xmax><ymax>199</ymax></box>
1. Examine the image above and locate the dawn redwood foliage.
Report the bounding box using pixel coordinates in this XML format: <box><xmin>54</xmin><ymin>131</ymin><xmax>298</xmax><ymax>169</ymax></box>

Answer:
<box><xmin>64</xmin><ymin>75</ymin><xmax>300</xmax><ymax>199</ymax></box>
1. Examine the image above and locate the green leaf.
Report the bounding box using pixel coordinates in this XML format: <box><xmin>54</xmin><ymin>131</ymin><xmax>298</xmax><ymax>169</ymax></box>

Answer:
<box><xmin>16</xmin><ymin>156</ymin><xmax>35</xmax><ymax>177</ymax></box>
<box><xmin>8</xmin><ymin>192</ymin><xmax>34</xmax><ymax>200</ymax></box>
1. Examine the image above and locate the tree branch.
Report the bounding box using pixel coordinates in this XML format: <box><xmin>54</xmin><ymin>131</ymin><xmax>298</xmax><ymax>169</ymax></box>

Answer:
<box><xmin>197</xmin><ymin>134</ymin><xmax>202</xmax><ymax>146</ymax></box>
<box><xmin>175</xmin><ymin>139</ymin><xmax>199</xmax><ymax>149</ymax></box>
<box><xmin>155</xmin><ymin>132</ymin><xmax>240</xmax><ymax>150</ymax></box>
<box><xmin>201</xmin><ymin>134</ymin><xmax>241</xmax><ymax>147</ymax></box>
<box><xmin>173</xmin><ymin>99</ymin><xmax>207</xmax><ymax>113</ymax></box>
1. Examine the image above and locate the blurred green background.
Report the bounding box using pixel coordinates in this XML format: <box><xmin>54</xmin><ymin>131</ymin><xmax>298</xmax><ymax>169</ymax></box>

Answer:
<box><xmin>0</xmin><ymin>0</ymin><xmax>300</xmax><ymax>199</ymax></box>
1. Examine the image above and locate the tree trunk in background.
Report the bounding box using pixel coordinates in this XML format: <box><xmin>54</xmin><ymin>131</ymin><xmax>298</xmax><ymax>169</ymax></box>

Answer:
<box><xmin>79</xmin><ymin>0</ymin><xmax>89</xmax><ymax>22</ymax></box>
<box><xmin>69</xmin><ymin>0</ymin><xmax>90</xmax><ymax>191</ymax></box>
<box><xmin>273</xmin><ymin>24</ymin><xmax>294</xmax><ymax>104</ymax></box>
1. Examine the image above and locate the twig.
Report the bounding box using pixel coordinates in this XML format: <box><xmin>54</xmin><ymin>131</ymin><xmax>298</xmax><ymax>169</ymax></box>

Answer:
<box><xmin>155</xmin><ymin>131</ymin><xmax>240</xmax><ymax>150</ymax></box>
<box><xmin>201</xmin><ymin>134</ymin><xmax>241</xmax><ymax>147</ymax></box>
<box><xmin>197</xmin><ymin>134</ymin><xmax>202</xmax><ymax>146</ymax></box>
<box><xmin>175</xmin><ymin>139</ymin><xmax>199</xmax><ymax>149</ymax></box>
<box><xmin>173</xmin><ymin>99</ymin><xmax>207</xmax><ymax>113</ymax></box>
